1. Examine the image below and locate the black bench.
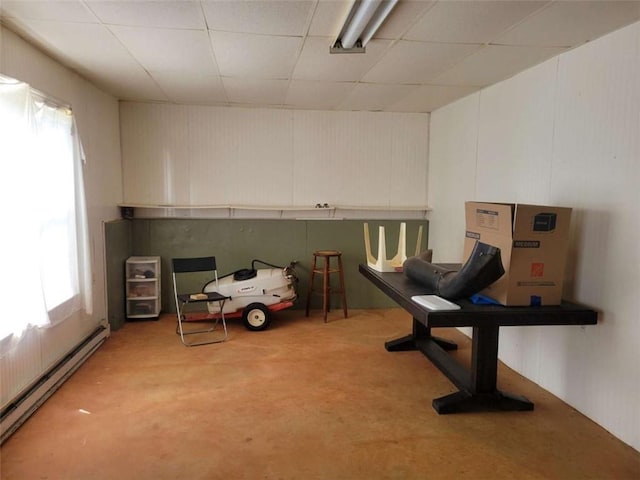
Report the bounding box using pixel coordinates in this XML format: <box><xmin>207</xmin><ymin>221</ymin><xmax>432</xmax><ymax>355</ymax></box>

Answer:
<box><xmin>359</xmin><ymin>264</ymin><xmax>597</xmax><ymax>414</ymax></box>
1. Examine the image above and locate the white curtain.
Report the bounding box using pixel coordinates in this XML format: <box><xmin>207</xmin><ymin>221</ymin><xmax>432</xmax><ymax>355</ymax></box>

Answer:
<box><xmin>0</xmin><ymin>78</ymin><xmax>92</xmax><ymax>340</ymax></box>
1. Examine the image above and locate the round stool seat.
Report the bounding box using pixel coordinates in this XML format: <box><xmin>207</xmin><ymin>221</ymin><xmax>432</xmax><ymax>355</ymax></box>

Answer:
<box><xmin>314</xmin><ymin>249</ymin><xmax>341</xmax><ymax>257</ymax></box>
<box><xmin>305</xmin><ymin>250</ymin><xmax>348</xmax><ymax>322</ymax></box>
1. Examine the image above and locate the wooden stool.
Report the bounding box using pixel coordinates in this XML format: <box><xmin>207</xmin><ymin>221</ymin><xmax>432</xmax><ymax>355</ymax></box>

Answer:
<box><xmin>305</xmin><ymin>250</ymin><xmax>348</xmax><ymax>322</ymax></box>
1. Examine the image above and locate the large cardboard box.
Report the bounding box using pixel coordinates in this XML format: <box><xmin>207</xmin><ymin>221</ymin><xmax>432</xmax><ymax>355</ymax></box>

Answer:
<box><xmin>463</xmin><ymin>202</ymin><xmax>572</xmax><ymax>306</ymax></box>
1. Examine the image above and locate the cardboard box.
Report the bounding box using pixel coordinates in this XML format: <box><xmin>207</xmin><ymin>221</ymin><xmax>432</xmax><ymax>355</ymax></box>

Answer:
<box><xmin>463</xmin><ymin>202</ymin><xmax>572</xmax><ymax>306</ymax></box>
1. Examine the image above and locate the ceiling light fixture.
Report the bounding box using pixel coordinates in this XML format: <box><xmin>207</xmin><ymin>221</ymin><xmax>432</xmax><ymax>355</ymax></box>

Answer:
<box><xmin>330</xmin><ymin>0</ymin><xmax>398</xmax><ymax>54</ymax></box>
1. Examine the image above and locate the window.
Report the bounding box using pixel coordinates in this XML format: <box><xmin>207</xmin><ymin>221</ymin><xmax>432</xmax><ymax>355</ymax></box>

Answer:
<box><xmin>0</xmin><ymin>77</ymin><xmax>91</xmax><ymax>339</ymax></box>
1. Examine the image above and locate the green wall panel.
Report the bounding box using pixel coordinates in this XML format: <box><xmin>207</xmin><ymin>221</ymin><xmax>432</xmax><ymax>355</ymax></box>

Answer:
<box><xmin>104</xmin><ymin>219</ymin><xmax>133</xmax><ymax>330</ymax></box>
<box><xmin>129</xmin><ymin>218</ymin><xmax>428</xmax><ymax>314</ymax></box>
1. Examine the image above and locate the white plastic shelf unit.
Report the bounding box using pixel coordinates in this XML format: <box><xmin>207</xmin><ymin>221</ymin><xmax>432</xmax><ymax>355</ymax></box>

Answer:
<box><xmin>126</xmin><ymin>256</ymin><xmax>161</xmax><ymax>319</ymax></box>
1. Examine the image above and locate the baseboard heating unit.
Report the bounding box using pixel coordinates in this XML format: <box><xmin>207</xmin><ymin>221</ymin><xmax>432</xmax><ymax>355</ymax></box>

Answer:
<box><xmin>0</xmin><ymin>324</ymin><xmax>110</xmax><ymax>444</ymax></box>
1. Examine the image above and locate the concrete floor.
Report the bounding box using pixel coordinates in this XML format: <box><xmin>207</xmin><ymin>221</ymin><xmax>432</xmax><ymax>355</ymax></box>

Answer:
<box><xmin>1</xmin><ymin>309</ymin><xmax>639</xmax><ymax>479</ymax></box>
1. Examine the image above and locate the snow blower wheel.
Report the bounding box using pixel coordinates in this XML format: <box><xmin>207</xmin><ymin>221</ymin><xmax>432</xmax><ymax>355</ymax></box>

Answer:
<box><xmin>243</xmin><ymin>303</ymin><xmax>271</xmax><ymax>331</ymax></box>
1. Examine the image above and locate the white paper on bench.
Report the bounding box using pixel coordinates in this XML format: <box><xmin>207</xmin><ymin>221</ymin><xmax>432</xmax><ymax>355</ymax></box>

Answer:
<box><xmin>411</xmin><ymin>295</ymin><xmax>461</xmax><ymax>311</ymax></box>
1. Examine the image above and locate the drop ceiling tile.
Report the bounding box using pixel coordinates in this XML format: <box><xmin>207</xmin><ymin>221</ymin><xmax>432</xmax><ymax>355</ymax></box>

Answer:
<box><xmin>284</xmin><ymin>80</ymin><xmax>356</xmax><ymax>110</ymax></box>
<box><xmin>85</xmin><ymin>0</ymin><xmax>205</xmax><ymax>29</ymax></box>
<box><xmin>387</xmin><ymin>84</ymin><xmax>481</xmax><ymax>113</ymax></box>
<box><xmin>406</xmin><ymin>1</ymin><xmax>549</xmax><ymax>44</ymax></box>
<box><xmin>373</xmin><ymin>0</ymin><xmax>437</xmax><ymax>39</ymax></box>
<box><xmin>6</xmin><ymin>19</ymin><xmax>138</xmax><ymax>72</ymax></box>
<box><xmin>80</xmin><ymin>65</ymin><xmax>167</xmax><ymax>102</ymax></box>
<box><xmin>339</xmin><ymin>83</ymin><xmax>419</xmax><ymax>112</ymax></box>
<box><xmin>3</xmin><ymin>0</ymin><xmax>636</xmax><ymax>111</ymax></box>
<box><xmin>202</xmin><ymin>0</ymin><xmax>314</xmax><ymax>36</ymax></box>
<box><xmin>307</xmin><ymin>0</ymin><xmax>352</xmax><ymax>37</ymax></box>
<box><xmin>223</xmin><ymin>77</ymin><xmax>289</xmax><ymax>106</ymax></box>
<box><xmin>431</xmin><ymin>44</ymin><xmax>567</xmax><ymax>87</ymax></box>
<box><xmin>110</xmin><ymin>26</ymin><xmax>218</xmax><ymax>75</ymax></box>
<box><xmin>210</xmin><ymin>31</ymin><xmax>302</xmax><ymax>78</ymax></box>
<box><xmin>151</xmin><ymin>71</ymin><xmax>227</xmax><ymax>104</ymax></box>
<box><xmin>292</xmin><ymin>36</ymin><xmax>392</xmax><ymax>82</ymax></box>
<box><xmin>362</xmin><ymin>40</ymin><xmax>481</xmax><ymax>84</ymax></box>
<box><xmin>0</xmin><ymin>0</ymin><xmax>97</xmax><ymax>23</ymax></box>
<box><xmin>495</xmin><ymin>1</ymin><xmax>640</xmax><ymax>47</ymax></box>
<box><xmin>5</xmin><ymin>18</ymin><xmax>166</xmax><ymax>100</ymax></box>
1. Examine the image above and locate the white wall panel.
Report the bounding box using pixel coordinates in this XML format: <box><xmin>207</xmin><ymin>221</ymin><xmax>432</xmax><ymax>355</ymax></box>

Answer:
<box><xmin>185</xmin><ymin>106</ymin><xmax>295</xmax><ymax>206</ymax></box>
<box><xmin>428</xmin><ymin>22</ymin><xmax>640</xmax><ymax>451</ymax></box>
<box><xmin>389</xmin><ymin>113</ymin><xmax>430</xmax><ymax>207</ymax></box>
<box><xmin>187</xmin><ymin>105</ymin><xmax>237</xmax><ymax>205</ymax></box>
<box><xmin>121</xmin><ymin>105</ymin><xmax>429</xmax><ymax>210</ymax></box>
<box><xmin>291</xmin><ymin>110</ymin><xmax>429</xmax><ymax>208</ymax></box>
<box><xmin>291</xmin><ymin>112</ymin><xmax>348</xmax><ymax>205</ymax></box>
<box><xmin>292</xmin><ymin>111</ymin><xmax>361</xmax><ymax>206</ymax></box>
<box><xmin>476</xmin><ymin>58</ymin><xmax>558</xmax><ymax>204</ymax></box>
<box><xmin>337</xmin><ymin>113</ymin><xmax>393</xmax><ymax>206</ymax></box>
<box><xmin>76</xmin><ymin>85</ymin><xmax>122</xmax><ymax>321</ymax></box>
<box><xmin>544</xmin><ymin>21</ymin><xmax>640</xmax><ymax>448</ymax></box>
<box><xmin>428</xmin><ymin>94</ymin><xmax>479</xmax><ymax>263</ymax></box>
<box><xmin>217</xmin><ymin>108</ymin><xmax>294</xmax><ymax>206</ymax></box>
<box><xmin>292</xmin><ymin>111</ymin><xmax>415</xmax><ymax>207</ymax></box>
<box><xmin>121</xmin><ymin>103</ymin><xmax>190</xmax><ymax>205</ymax></box>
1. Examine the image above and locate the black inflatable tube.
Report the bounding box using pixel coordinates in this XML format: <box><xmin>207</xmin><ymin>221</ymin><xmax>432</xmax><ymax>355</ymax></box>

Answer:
<box><xmin>403</xmin><ymin>241</ymin><xmax>505</xmax><ymax>300</ymax></box>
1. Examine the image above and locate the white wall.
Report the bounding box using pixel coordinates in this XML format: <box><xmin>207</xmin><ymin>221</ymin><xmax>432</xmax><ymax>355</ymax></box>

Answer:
<box><xmin>120</xmin><ymin>103</ymin><xmax>429</xmax><ymax>213</ymax></box>
<box><xmin>428</xmin><ymin>22</ymin><xmax>639</xmax><ymax>451</ymax></box>
<box><xmin>0</xmin><ymin>26</ymin><xmax>122</xmax><ymax>404</ymax></box>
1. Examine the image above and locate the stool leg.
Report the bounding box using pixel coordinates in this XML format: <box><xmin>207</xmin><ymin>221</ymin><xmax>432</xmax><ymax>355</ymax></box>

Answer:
<box><xmin>323</xmin><ymin>256</ymin><xmax>330</xmax><ymax>322</ymax></box>
<box><xmin>338</xmin><ymin>255</ymin><xmax>348</xmax><ymax>318</ymax></box>
<box><xmin>305</xmin><ymin>255</ymin><xmax>317</xmax><ymax>317</ymax></box>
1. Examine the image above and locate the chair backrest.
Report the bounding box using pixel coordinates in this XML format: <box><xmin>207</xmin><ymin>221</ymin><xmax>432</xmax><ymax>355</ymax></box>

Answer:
<box><xmin>172</xmin><ymin>257</ymin><xmax>217</xmax><ymax>274</ymax></box>
<box><xmin>172</xmin><ymin>256</ymin><xmax>220</xmax><ymax>295</ymax></box>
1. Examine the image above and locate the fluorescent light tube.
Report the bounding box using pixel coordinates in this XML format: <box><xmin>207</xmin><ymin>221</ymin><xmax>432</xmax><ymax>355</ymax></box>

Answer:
<box><xmin>331</xmin><ymin>0</ymin><xmax>398</xmax><ymax>54</ymax></box>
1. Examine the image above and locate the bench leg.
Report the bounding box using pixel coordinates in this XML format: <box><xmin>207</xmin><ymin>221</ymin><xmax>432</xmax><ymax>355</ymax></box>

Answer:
<box><xmin>385</xmin><ymin>318</ymin><xmax>458</xmax><ymax>352</ymax></box>
<box><xmin>433</xmin><ymin>391</ymin><xmax>534</xmax><ymax>414</ymax></box>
